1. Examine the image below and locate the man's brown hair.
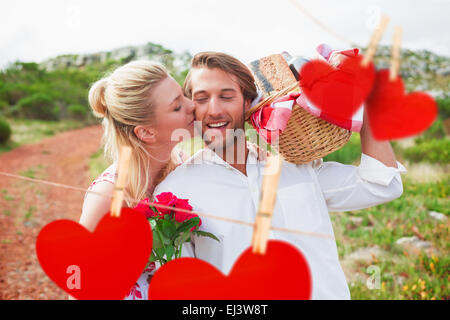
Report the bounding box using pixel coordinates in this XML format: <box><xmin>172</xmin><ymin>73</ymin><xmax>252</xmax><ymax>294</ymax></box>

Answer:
<box><xmin>183</xmin><ymin>51</ymin><xmax>258</xmax><ymax>103</ymax></box>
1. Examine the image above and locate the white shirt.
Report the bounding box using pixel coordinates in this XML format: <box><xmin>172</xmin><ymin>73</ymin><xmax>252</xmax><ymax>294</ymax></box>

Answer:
<box><xmin>154</xmin><ymin>142</ymin><xmax>407</xmax><ymax>300</ymax></box>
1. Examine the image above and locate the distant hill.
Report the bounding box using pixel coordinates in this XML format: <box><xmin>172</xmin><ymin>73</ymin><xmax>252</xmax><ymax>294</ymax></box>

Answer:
<box><xmin>38</xmin><ymin>42</ymin><xmax>192</xmax><ymax>85</ymax></box>
<box><xmin>38</xmin><ymin>42</ymin><xmax>449</xmax><ymax>98</ymax></box>
<box><xmin>371</xmin><ymin>45</ymin><xmax>450</xmax><ymax>98</ymax></box>
<box><xmin>1</xmin><ymin>42</ymin><xmax>448</xmax><ymax>124</ymax></box>
<box><xmin>0</xmin><ymin>42</ymin><xmax>191</xmax><ymax>122</ymax></box>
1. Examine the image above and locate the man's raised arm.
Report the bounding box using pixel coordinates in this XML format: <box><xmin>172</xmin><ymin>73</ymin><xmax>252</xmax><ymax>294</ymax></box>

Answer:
<box><xmin>360</xmin><ymin>108</ymin><xmax>398</xmax><ymax>168</ymax></box>
<box><xmin>309</xmin><ymin>109</ymin><xmax>407</xmax><ymax>212</ymax></box>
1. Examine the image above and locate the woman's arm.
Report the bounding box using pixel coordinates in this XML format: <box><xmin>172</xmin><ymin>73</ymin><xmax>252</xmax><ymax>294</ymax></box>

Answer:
<box><xmin>79</xmin><ymin>181</ymin><xmax>115</xmax><ymax>232</ymax></box>
<box><xmin>68</xmin><ymin>181</ymin><xmax>114</xmax><ymax>300</ymax></box>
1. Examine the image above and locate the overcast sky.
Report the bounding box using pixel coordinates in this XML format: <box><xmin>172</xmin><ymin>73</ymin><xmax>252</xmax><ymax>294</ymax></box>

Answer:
<box><xmin>1</xmin><ymin>0</ymin><xmax>449</xmax><ymax>68</ymax></box>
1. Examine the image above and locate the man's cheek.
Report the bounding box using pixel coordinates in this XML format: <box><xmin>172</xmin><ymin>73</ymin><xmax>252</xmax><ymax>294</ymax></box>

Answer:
<box><xmin>193</xmin><ymin>103</ymin><xmax>205</xmax><ymax>120</ymax></box>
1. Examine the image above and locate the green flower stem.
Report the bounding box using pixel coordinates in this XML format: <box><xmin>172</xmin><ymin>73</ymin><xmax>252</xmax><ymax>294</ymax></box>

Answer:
<box><xmin>152</xmin><ymin>248</ymin><xmax>164</xmax><ymax>264</ymax></box>
<box><xmin>155</xmin><ymin>227</ymin><xmax>168</xmax><ymax>265</ymax></box>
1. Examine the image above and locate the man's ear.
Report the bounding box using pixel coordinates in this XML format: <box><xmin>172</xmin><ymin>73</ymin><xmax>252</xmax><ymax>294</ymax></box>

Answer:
<box><xmin>244</xmin><ymin>98</ymin><xmax>251</xmax><ymax>113</ymax></box>
<box><xmin>134</xmin><ymin>125</ymin><xmax>157</xmax><ymax>144</ymax></box>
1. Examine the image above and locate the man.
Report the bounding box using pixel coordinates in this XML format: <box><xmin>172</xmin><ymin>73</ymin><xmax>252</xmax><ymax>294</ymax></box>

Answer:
<box><xmin>153</xmin><ymin>51</ymin><xmax>407</xmax><ymax>299</ymax></box>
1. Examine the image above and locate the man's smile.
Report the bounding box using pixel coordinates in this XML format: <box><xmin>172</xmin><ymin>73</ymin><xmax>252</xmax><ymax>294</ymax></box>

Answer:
<box><xmin>206</xmin><ymin>121</ymin><xmax>229</xmax><ymax>129</ymax></box>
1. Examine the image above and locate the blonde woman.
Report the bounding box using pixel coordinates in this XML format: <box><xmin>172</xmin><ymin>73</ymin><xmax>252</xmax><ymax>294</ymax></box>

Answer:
<box><xmin>77</xmin><ymin>60</ymin><xmax>195</xmax><ymax>300</ymax></box>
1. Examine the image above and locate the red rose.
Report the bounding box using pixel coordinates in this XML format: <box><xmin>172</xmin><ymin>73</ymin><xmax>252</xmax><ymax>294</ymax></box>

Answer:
<box><xmin>173</xmin><ymin>198</ymin><xmax>201</xmax><ymax>231</ymax></box>
<box><xmin>175</xmin><ymin>212</ymin><xmax>202</xmax><ymax>231</ymax></box>
<box><xmin>173</xmin><ymin>198</ymin><xmax>193</xmax><ymax>221</ymax></box>
<box><xmin>155</xmin><ymin>192</ymin><xmax>177</xmax><ymax>215</ymax></box>
<box><xmin>174</xmin><ymin>211</ymin><xmax>196</xmax><ymax>223</ymax></box>
<box><xmin>134</xmin><ymin>198</ymin><xmax>157</xmax><ymax>219</ymax></box>
<box><xmin>174</xmin><ymin>198</ymin><xmax>193</xmax><ymax>212</ymax></box>
<box><xmin>155</xmin><ymin>192</ymin><xmax>175</xmax><ymax>204</ymax></box>
<box><xmin>153</xmin><ymin>192</ymin><xmax>200</xmax><ymax>231</ymax></box>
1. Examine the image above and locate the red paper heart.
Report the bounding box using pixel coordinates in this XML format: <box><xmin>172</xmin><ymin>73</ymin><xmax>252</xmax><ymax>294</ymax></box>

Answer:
<box><xmin>366</xmin><ymin>69</ymin><xmax>438</xmax><ymax>140</ymax></box>
<box><xmin>299</xmin><ymin>54</ymin><xmax>375</xmax><ymax>119</ymax></box>
<box><xmin>36</xmin><ymin>208</ymin><xmax>152</xmax><ymax>300</ymax></box>
<box><xmin>148</xmin><ymin>240</ymin><xmax>312</xmax><ymax>299</ymax></box>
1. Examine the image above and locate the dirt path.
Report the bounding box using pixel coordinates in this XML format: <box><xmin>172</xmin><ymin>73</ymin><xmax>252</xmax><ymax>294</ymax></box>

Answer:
<box><xmin>0</xmin><ymin>125</ymin><xmax>103</xmax><ymax>299</ymax></box>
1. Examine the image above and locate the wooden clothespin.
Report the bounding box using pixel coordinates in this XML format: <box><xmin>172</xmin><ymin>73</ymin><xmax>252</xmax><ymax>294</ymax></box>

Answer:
<box><xmin>110</xmin><ymin>146</ymin><xmax>132</xmax><ymax>217</ymax></box>
<box><xmin>389</xmin><ymin>26</ymin><xmax>403</xmax><ymax>81</ymax></box>
<box><xmin>251</xmin><ymin>154</ymin><xmax>283</xmax><ymax>254</ymax></box>
<box><xmin>361</xmin><ymin>15</ymin><xmax>390</xmax><ymax>67</ymax></box>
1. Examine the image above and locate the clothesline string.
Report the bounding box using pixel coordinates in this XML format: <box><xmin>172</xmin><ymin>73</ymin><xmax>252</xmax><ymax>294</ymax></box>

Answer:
<box><xmin>0</xmin><ymin>170</ymin><xmax>334</xmax><ymax>241</ymax></box>
<box><xmin>288</xmin><ymin>0</ymin><xmax>360</xmax><ymax>47</ymax></box>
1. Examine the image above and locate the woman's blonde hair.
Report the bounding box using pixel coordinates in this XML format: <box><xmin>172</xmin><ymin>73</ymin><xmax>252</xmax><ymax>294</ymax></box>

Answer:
<box><xmin>89</xmin><ymin>60</ymin><xmax>176</xmax><ymax>207</ymax></box>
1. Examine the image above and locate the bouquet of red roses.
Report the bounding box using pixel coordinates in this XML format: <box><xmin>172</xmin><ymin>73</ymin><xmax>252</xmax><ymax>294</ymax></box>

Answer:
<box><xmin>134</xmin><ymin>192</ymin><xmax>219</xmax><ymax>267</ymax></box>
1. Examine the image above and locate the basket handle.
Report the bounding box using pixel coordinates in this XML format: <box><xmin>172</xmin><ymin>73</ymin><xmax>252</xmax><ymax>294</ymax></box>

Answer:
<box><xmin>245</xmin><ymin>82</ymin><xmax>300</xmax><ymax>121</ymax></box>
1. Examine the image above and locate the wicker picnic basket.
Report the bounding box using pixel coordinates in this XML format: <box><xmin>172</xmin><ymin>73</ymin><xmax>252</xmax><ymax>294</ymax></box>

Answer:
<box><xmin>246</xmin><ymin>54</ymin><xmax>352</xmax><ymax>164</ymax></box>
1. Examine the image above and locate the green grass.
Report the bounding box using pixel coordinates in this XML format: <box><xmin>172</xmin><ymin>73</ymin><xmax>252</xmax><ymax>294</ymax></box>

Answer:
<box><xmin>3</xmin><ymin>194</ymin><xmax>14</xmax><ymax>201</ymax></box>
<box><xmin>19</xmin><ymin>168</ymin><xmax>36</xmax><ymax>179</ymax></box>
<box><xmin>0</xmin><ymin>118</ymin><xmax>87</xmax><ymax>155</ymax></box>
<box><xmin>403</xmin><ymin>138</ymin><xmax>450</xmax><ymax>164</ymax></box>
<box><xmin>15</xmin><ymin>165</ymin><xmax>47</xmax><ymax>185</ymax></box>
<box><xmin>24</xmin><ymin>206</ymin><xmax>36</xmax><ymax>220</ymax></box>
<box><xmin>2</xmin><ymin>189</ymin><xmax>13</xmax><ymax>201</ymax></box>
<box><xmin>331</xmin><ymin>174</ymin><xmax>449</xmax><ymax>300</ymax></box>
<box><xmin>88</xmin><ymin>148</ymin><xmax>111</xmax><ymax>181</ymax></box>
<box><xmin>0</xmin><ymin>139</ymin><xmax>19</xmax><ymax>154</ymax></box>
<box><xmin>323</xmin><ymin>133</ymin><xmax>362</xmax><ymax>165</ymax></box>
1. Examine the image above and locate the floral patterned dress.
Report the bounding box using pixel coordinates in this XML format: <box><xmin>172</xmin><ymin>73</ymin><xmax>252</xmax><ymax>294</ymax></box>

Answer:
<box><xmin>124</xmin><ymin>262</ymin><xmax>160</xmax><ymax>300</ymax></box>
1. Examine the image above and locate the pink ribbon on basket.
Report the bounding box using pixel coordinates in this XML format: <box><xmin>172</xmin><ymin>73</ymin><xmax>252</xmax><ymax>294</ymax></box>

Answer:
<box><xmin>250</xmin><ymin>44</ymin><xmax>364</xmax><ymax>144</ymax></box>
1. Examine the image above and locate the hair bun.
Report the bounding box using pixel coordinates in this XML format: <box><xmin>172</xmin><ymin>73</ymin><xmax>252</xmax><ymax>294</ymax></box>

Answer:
<box><xmin>88</xmin><ymin>78</ymin><xmax>109</xmax><ymax>118</ymax></box>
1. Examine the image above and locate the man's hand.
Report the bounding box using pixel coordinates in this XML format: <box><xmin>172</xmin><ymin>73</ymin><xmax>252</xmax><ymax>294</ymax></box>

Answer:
<box><xmin>360</xmin><ymin>108</ymin><xmax>398</xmax><ymax>168</ymax></box>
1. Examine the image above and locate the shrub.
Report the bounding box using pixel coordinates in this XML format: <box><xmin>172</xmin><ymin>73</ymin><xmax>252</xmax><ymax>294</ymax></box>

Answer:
<box><xmin>323</xmin><ymin>133</ymin><xmax>362</xmax><ymax>165</ymax></box>
<box><xmin>3</xmin><ymin>104</ymin><xmax>21</xmax><ymax>117</ymax></box>
<box><xmin>0</xmin><ymin>82</ymin><xmax>32</xmax><ymax>106</ymax></box>
<box><xmin>414</xmin><ymin>117</ymin><xmax>447</xmax><ymax>144</ymax></box>
<box><xmin>403</xmin><ymin>138</ymin><xmax>450</xmax><ymax>164</ymax></box>
<box><xmin>0</xmin><ymin>117</ymin><xmax>12</xmax><ymax>144</ymax></box>
<box><xmin>68</xmin><ymin>104</ymin><xmax>88</xmax><ymax>120</ymax></box>
<box><xmin>0</xmin><ymin>100</ymin><xmax>8</xmax><ymax>114</ymax></box>
<box><xmin>436</xmin><ymin>97</ymin><xmax>450</xmax><ymax>119</ymax></box>
<box><xmin>16</xmin><ymin>93</ymin><xmax>60</xmax><ymax>120</ymax></box>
